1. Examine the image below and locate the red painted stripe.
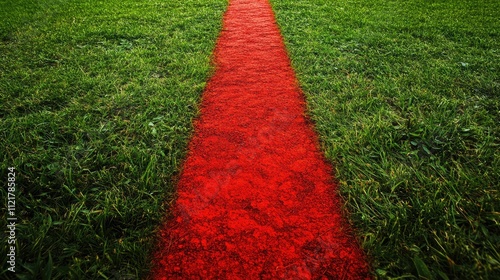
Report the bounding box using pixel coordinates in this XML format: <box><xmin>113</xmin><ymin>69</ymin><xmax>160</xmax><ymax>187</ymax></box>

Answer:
<box><xmin>151</xmin><ymin>0</ymin><xmax>371</xmax><ymax>278</ymax></box>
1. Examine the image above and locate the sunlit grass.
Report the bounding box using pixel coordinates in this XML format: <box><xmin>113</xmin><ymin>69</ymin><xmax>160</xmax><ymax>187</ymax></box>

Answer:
<box><xmin>271</xmin><ymin>0</ymin><xmax>499</xmax><ymax>278</ymax></box>
<box><xmin>0</xmin><ymin>0</ymin><xmax>226</xmax><ymax>278</ymax></box>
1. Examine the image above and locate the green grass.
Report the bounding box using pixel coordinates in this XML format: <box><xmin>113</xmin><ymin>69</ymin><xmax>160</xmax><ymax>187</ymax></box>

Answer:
<box><xmin>0</xmin><ymin>0</ymin><xmax>226</xmax><ymax>278</ymax></box>
<box><xmin>270</xmin><ymin>0</ymin><xmax>499</xmax><ymax>278</ymax></box>
<box><xmin>1</xmin><ymin>0</ymin><xmax>499</xmax><ymax>279</ymax></box>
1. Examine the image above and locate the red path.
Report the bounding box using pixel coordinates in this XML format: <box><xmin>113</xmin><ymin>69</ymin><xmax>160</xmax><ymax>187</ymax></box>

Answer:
<box><xmin>151</xmin><ymin>0</ymin><xmax>371</xmax><ymax>278</ymax></box>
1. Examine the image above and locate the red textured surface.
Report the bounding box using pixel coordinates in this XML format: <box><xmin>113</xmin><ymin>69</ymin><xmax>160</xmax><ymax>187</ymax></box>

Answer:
<box><xmin>151</xmin><ymin>0</ymin><xmax>371</xmax><ymax>278</ymax></box>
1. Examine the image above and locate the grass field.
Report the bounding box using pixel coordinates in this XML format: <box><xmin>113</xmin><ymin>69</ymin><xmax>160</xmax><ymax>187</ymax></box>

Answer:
<box><xmin>1</xmin><ymin>0</ymin><xmax>499</xmax><ymax>279</ymax></box>
<box><xmin>270</xmin><ymin>0</ymin><xmax>500</xmax><ymax>278</ymax></box>
<box><xmin>0</xmin><ymin>0</ymin><xmax>226</xmax><ymax>278</ymax></box>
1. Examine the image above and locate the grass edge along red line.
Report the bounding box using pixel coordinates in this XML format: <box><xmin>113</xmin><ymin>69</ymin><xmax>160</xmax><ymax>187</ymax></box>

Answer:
<box><xmin>150</xmin><ymin>0</ymin><xmax>372</xmax><ymax>278</ymax></box>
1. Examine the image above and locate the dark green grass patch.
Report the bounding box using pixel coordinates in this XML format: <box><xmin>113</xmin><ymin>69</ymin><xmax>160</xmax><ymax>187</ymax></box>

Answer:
<box><xmin>0</xmin><ymin>0</ymin><xmax>226</xmax><ymax>278</ymax></box>
<box><xmin>271</xmin><ymin>0</ymin><xmax>499</xmax><ymax>278</ymax></box>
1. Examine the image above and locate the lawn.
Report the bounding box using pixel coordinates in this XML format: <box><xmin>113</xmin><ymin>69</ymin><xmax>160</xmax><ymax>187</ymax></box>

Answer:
<box><xmin>1</xmin><ymin>0</ymin><xmax>499</xmax><ymax>279</ymax></box>
<box><xmin>0</xmin><ymin>0</ymin><xmax>226</xmax><ymax>278</ymax></box>
<box><xmin>270</xmin><ymin>0</ymin><xmax>500</xmax><ymax>278</ymax></box>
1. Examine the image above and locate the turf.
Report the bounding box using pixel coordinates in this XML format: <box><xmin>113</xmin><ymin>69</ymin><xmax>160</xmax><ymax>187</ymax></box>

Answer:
<box><xmin>1</xmin><ymin>0</ymin><xmax>499</xmax><ymax>278</ymax></box>
<box><xmin>0</xmin><ymin>0</ymin><xmax>226</xmax><ymax>278</ymax></box>
<box><xmin>269</xmin><ymin>0</ymin><xmax>500</xmax><ymax>278</ymax></box>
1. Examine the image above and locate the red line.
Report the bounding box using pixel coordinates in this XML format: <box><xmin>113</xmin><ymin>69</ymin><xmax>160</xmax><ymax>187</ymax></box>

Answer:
<box><xmin>151</xmin><ymin>0</ymin><xmax>371</xmax><ymax>278</ymax></box>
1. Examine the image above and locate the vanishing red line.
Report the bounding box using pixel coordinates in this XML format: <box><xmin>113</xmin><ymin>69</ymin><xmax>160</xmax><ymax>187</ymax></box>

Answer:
<box><xmin>151</xmin><ymin>0</ymin><xmax>371</xmax><ymax>278</ymax></box>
